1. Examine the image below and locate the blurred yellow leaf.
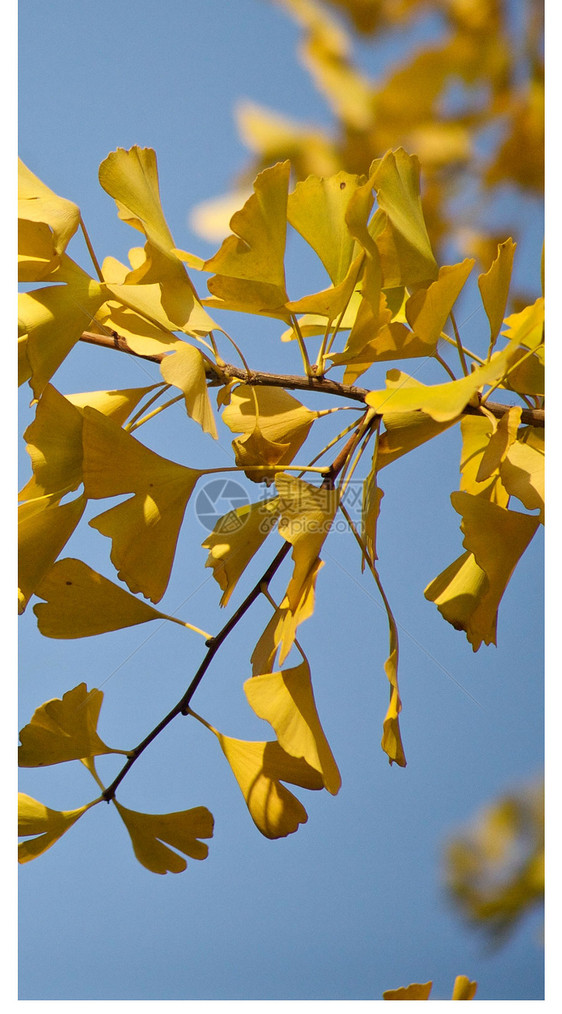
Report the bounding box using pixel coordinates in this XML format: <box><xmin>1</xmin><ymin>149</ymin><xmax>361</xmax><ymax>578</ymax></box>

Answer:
<box><xmin>160</xmin><ymin>342</ymin><xmax>217</xmax><ymax>438</ymax></box>
<box><xmin>244</xmin><ymin>660</ymin><xmax>341</xmax><ymax>794</ymax></box>
<box><xmin>18</xmin><ymin>793</ymin><xmax>99</xmax><ymax>863</ymax></box>
<box><xmin>383</xmin><ymin>981</ymin><xmax>433</xmax><ymax>1000</ymax></box>
<box><xmin>203</xmin><ymin>162</ymin><xmax>290</xmax><ymax>317</ymax></box>
<box><xmin>33</xmin><ymin>558</ymin><xmax>170</xmax><ymax>638</ymax></box>
<box><xmin>18</xmin><ymin>494</ymin><xmax>86</xmax><ymax>615</ymax></box>
<box><xmin>445</xmin><ymin>780</ymin><xmax>543</xmax><ymax>941</ymax></box>
<box><xmin>19</xmin><ymin>682</ymin><xmax>123</xmax><ymax>767</ymax></box>
<box><xmin>82</xmin><ymin>408</ymin><xmax>201</xmax><ymax>602</ymax></box>
<box><xmin>113</xmin><ymin>802</ymin><xmax>214</xmax><ymax>875</ymax></box>
<box><xmin>203</xmin><ymin>498</ymin><xmax>281</xmax><ymax>606</ymax></box>
<box><xmin>451</xmin><ymin>976</ymin><xmax>478</xmax><ymax>1000</ymax></box>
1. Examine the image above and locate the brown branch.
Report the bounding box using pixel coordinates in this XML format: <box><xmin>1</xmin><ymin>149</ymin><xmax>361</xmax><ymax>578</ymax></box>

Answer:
<box><xmin>79</xmin><ymin>330</ymin><xmax>545</xmax><ymax>428</ymax></box>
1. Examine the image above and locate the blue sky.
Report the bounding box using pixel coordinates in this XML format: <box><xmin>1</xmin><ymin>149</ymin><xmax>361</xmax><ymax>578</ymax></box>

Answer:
<box><xmin>17</xmin><ymin>0</ymin><xmax>544</xmax><ymax>1003</ymax></box>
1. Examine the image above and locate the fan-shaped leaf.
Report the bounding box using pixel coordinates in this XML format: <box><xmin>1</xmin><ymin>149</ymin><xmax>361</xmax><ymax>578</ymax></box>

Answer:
<box><xmin>18</xmin><ymin>793</ymin><xmax>99</xmax><ymax>863</ymax></box>
<box><xmin>19</xmin><ymin>682</ymin><xmax>123</xmax><ymax>767</ymax></box>
<box><xmin>113</xmin><ymin>802</ymin><xmax>214</xmax><ymax>875</ymax></box>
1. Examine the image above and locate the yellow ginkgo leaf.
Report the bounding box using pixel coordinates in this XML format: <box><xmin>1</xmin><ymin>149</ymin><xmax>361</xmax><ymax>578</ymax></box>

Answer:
<box><xmin>98</xmin><ymin>147</ymin><xmax>215</xmax><ymax>336</ymax></box>
<box><xmin>200</xmin><ymin>719</ymin><xmax>323</xmax><ymax>839</ymax></box>
<box><xmin>19</xmin><ymin>259</ymin><xmax>107</xmax><ymax>398</ymax></box>
<box><xmin>20</xmin><ymin>383</ymin><xmax>159</xmax><ymax>502</ymax></box>
<box><xmin>451</xmin><ymin>976</ymin><xmax>478</xmax><ymax>1000</ymax></box>
<box><xmin>82</xmin><ymin>408</ymin><xmax>201</xmax><ymax>602</ymax></box>
<box><xmin>361</xmin><ymin>451</ymin><xmax>384</xmax><ymax>568</ymax></box>
<box><xmin>18</xmin><ymin>792</ymin><xmax>99</xmax><ymax>863</ymax></box>
<box><xmin>95</xmin><ymin>296</ymin><xmax>179</xmax><ymax>356</ymax></box>
<box><xmin>370</xmin><ymin>148</ymin><xmax>438</xmax><ymax>289</ymax></box>
<box><xmin>33</xmin><ymin>558</ymin><xmax>170</xmax><ymax>638</ymax></box>
<box><xmin>476</xmin><ymin>406</ymin><xmax>521</xmax><ymax>482</ymax></box>
<box><xmin>425</xmin><ymin>494</ymin><xmax>540</xmax><ymax>650</ymax></box>
<box><xmin>478</xmin><ymin>238</ymin><xmax>516</xmax><ymax>347</ymax></box>
<box><xmin>202</xmin><ymin>498</ymin><xmax>281</xmax><ymax>606</ymax></box>
<box><xmin>244</xmin><ymin>660</ymin><xmax>341</xmax><ymax>794</ymax></box>
<box><xmin>18</xmin><ymin>158</ymin><xmax>80</xmax><ymax>262</ymax></box>
<box><xmin>203</xmin><ymin>161</ymin><xmax>290</xmax><ymax>317</ymax></box>
<box><xmin>376</xmin><ymin>408</ymin><xmax>457</xmax><ymax>471</ymax></box>
<box><xmin>502</xmin><ymin>297</ymin><xmax>544</xmax><ymax>351</ymax></box>
<box><xmin>160</xmin><ymin>343</ymin><xmax>217</xmax><ymax>438</ymax></box>
<box><xmin>222</xmin><ymin>385</ymin><xmax>320</xmax><ymax>479</ymax></box>
<box><xmin>18</xmin><ymin>494</ymin><xmax>86</xmax><ymax>615</ymax></box>
<box><xmin>405</xmin><ymin>258</ymin><xmax>474</xmax><ymax>348</ymax></box>
<box><xmin>19</xmin><ymin>682</ymin><xmax>125</xmax><ymax>767</ymax></box>
<box><xmin>278</xmin><ymin>558</ymin><xmax>325</xmax><ymax>664</ymax></box>
<box><xmin>382</xmin><ymin>981</ymin><xmax>433</xmax><ymax>1000</ymax></box>
<box><xmin>285</xmin><ymin>253</ymin><xmax>364</xmax><ymax>324</ymax></box>
<box><xmin>500</xmin><ymin>439</ymin><xmax>544</xmax><ymax>521</ymax></box>
<box><xmin>287</xmin><ymin>171</ymin><xmax>364</xmax><ymax>285</ymax></box>
<box><xmin>113</xmin><ymin>802</ymin><xmax>214</xmax><ymax>875</ymax></box>
<box><xmin>459</xmin><ymin>415</ymin><xmax>509</xmax><ymax>506</ymax></box>
<box><xmin>275</xmin><ymin>473</ymin><xmax>338</xmax><ymax>614</ymax></box>
<box><xmin>18</xmin><ymin>218</ymin><xmax>60</xmax><ymax>282</ymax></box>
<box><xmin>366</xmin><ymin>331</ymin><xmax>532</xmax><ymax>423</ymax></box>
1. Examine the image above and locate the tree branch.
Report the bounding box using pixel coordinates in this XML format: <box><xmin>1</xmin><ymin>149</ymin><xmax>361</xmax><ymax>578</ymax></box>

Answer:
<box><xmin>79</xmin><ymin>330</ymin><xmax>545</xmax><ymax>428</ymax></box>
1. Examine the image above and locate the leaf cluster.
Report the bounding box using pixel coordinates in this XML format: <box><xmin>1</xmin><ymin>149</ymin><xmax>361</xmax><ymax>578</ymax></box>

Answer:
<box><xmin>18</xmin><ymin>141</ymin><xmax>543</xmax><ymax>879</ymax></box>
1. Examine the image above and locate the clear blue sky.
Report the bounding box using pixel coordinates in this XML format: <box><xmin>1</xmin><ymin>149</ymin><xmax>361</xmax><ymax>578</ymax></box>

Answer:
<box><xmin>18</xmin><ymin>0</ymin><xmax>544</xmax><ymax>1002</ymax></box>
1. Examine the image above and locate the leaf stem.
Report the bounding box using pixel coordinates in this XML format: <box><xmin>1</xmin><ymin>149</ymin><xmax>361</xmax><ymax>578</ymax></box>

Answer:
<box><xmin>79</xmin><ymin>216</ymin><xmax>104</xmax><ymax>282</ymax></box>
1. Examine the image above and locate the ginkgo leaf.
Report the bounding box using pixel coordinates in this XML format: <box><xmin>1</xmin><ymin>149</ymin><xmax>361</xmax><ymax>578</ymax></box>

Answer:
<box><xmin>370</xmin><ymin>148</ymin><xmax>438</xmax><ymax>288</ymax></box>
<box><xmin>382</xmin><ymin>981</ymin><xmax>433</xmax><ymax>1000</ymax></box>
<box><xmin>98</xmin><ymin>147</ymin><xmax>215</xmax><ymax>336</ymax></box>
<box><xmin>33</xmin><ymin>558</ymin><xmax>171</xmax><ymax>638</ymax></box>
<box><xmin>451</xmin><ymin>976</ymin><xmax>478</xmax><ymax>1000</ymax></box>
<box><xmin>113</xmin><ymin>802</ymin><xmax>214</xmax><ymax>875</ymax></box>
<box><xmin>19</xmin><ymin>259</ymin><xmax>107</xmax><ymax>398</ymax></box>
<box><xmin>18</xmin><ymin>494</ymin><xmax>86</xmax><ymax>615</ymax></box>
<box><xmin>202</xmin><ymin>498</ymin><xmax>281</xmax><ymax>606</ymax></box>
<box><xmin>222</xmin><ymin>385</ymin><xmax>320</xmax><ymax>479</ymax></box>
<box><xmin>160</xmin><ymin>343</ymin><xmax>217</xmax><ymax>438</ymax></box>
<box><xmin>19</xmin><ymin>682</ymin><xmax>124</xmax><ymax>767</ymax></box>
<box><xmin>476</xmin><ymin>406</ymin><xmax>521</xmax><ymax>482</ymax></box>
<box><xmin>478</xmin><ymin>239</ymin><xmax>516</xmax><ymax>347</ymax></box>
<box><xmin>203</xmin><ymin>161</ymin><xmax>290</xmax><ymax>316</ymax></box>
<box><xmin>502</xmin><ymin>297</ymin><xmax>544</xmax><ymax>351</ymax></box>
<box><xmin>287</xmin><ymin>171</ymin><xmax>363</xmax><ymax>284</ymax></box>
<box><xmin>459</xmin><ymin>415</ymin><xmax>510</xmax><ymax>506</ymax></box>
<box><xmin>18</xmin><ymin>158</ymin><xmax>80</xmax><ymax>263</ymax></box>
<box><xmin>20</xmin><ymin>383</ymin><xmax>159</xmax><ymax>502</ymax></box>
<box><xmin>18</xmin><ymin>218</ymin><xmax>60</xmax><ymax>282</ymax></box>
<box><xmin>244</xmin><ymin>660</ymin><xmax>341</xmax><ymax>794</ymax></box>
<box><xmin>18</xmin><ymin>793</ymin><xmax>99</xmax><ymax>863</ymax></box>
<box><xmin>195</xmin><ymin>715</ymin><xmax>324</xmax><ymax>839</ymax></box>
<box><xmin>278</xmin><ymin>559</ymin><xmax>324</xmax><ymax>665</ymax></box>
<box><xmin>95</xmin><ymin>296</ymin><xmax>180</xmax><ymax>356</ymax></box>
<box><xmin>285</xmin><ymin>253</ymin><xmax>364</xmax><ymax>323</ymax></box>
<box><xmin>366</xmin><ymin>333</ymin><xmax>532</xmax><ymax>422</ymax></box>
<box><xmin>405</xmin><ymin>258</ymin><xmax>474</xmax><ymax>348</ymax></box>
<box><xmin>376</xmin><ymin>409</ymin><xmax>457</xmax><ymax>471</ymax></box>
<box><xmin>82</xmin><ymin>408</ymin><xmax>201</xmax><ymax>601</ymax></box>
<box><xmin>425</xmin><ymin>494</ymin><xmax>540</xmax><ymax>650</ymax></box>
<box><xmin>500</xmin><ymin>439</ymin><xmax>544</xmax><ymax>521</ymax></box>
<box><xmin>361</xmin><ymin>450</ymin><xmax>384</xmax><ymax>568</ymax></box>
<box><xmin>275</xmin><ymin>473</ymin><xmax>338</xmax><ymax>613</ymax></box>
